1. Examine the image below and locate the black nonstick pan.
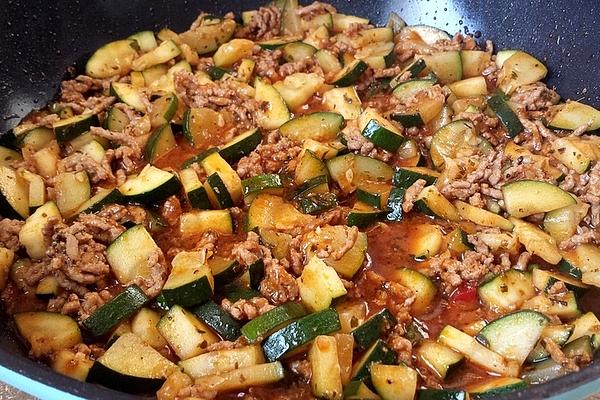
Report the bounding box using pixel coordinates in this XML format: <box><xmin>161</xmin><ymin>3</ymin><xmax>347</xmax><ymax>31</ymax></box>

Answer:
<box><xmin>0</xmin><ymin>0</ymin><xmax>599</xmax><ymax>399</ymax></box>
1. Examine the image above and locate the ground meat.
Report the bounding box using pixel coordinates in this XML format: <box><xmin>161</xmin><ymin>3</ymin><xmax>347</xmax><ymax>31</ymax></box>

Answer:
<box><xmin>429</xmin><ymin>250</ymin><xmax>508</xmax><ymax>294</ymax></box>
<box><xmin>103</xmin><ymin>146</ymin><xmax>140</xmax><ymax>181</ymax></box>
<box><xmin>58</xmin><ymin>75</ymin><xmax>118</xmax><ymax>114</ymax></box>
<box><xmin>279</xmin><ymin>57</ymin><xmax>321</xmax><ymax>79</ymax></box>
<box><xmin>543</xmin><ymin>337</ymin><xmax>585</xmax><ymax>372</ymax></box>
<box><xmin>402</xmin><ymin>179</ymin><xmax>427</xmax><ymax>213</ymax></box>
<box><xmin>90</xmin><ymin>126</ymin><xmax>143</xmax><ymax>157</ymax></box>
<box><xmin>314</xmin><ymin>226</ymin><xmax>359</xmax><ymax>261</ymax></box>
<box><xmin>350</xmin><ymin>271</ymin><xmax>414</xmax><ymax>322</ymax></box>
<box><xmin>559</xmin><ymin>226</ymin><xmax>600</xmax><ymax>250</ymax></box>
<box><xmin>45</xmin><ymin>217</ymin><xmax>114</xmax><ymax>286</ymax></box>
<box><xmin>373</xmin><ymin>65</ymin><xmax>403</xmax><ymax>79</ymax></box>
<box><xmin>98</xmin><ymin>204</ymin><xmax>149</xmax><ymax>227</ymax></box>
<box><xmin>237</xmin><ymin>131</ymin><xmax>302</xmax><ymax>178</ymax></box>
<box><xmin>511</xmin><ymin>83</ymin><xmax>560</xmax><ymax>112</ymax></box>
<box><xmin>221</xmin><ymin>296</ymin><xmax>275</xmax><ymax>320</ymax></box>
<box><xmin>252</xmin><ymin>47</ymin><xmax>283</xmax><ymax>80</ymax></box>
<box><xmin>60</xmin><ymin>152</ymin><xmax>115</xmax><ymax>183</ymax></box>
<box><xmin>134</xmin><ymin>248</ymin><xmax>168</xmax><ymax>298</ymax></box>
<box><xmin>236</xmin><ymin>6</ymin><xmax>281</xmax><ymax>40</ymax></box>
<box><xmin>342</xmin><ymin>123</ymin><xmax>393</xmax><ymax>162</ymax></box>
<box><xmin>454</xmin><ymin>110</ymin><xmax>502</xmax><ymax>145</ymax></box>
<box><xmin>288</xmin><ymin>359</ymin><xmax>312</xmax><ymax>382</ymax></box>
<box><xmin>58</xmin><ymin>96</ymin><xmax>116</xmax><ymax>115</ymax></box>
<box><xmin>174</xmin><ymin>71</ymin><xmax>259</xmax><ymax>127</ymax></box>
<box><xmin>260</xmin><ymin>254</ymin><xmax>300</xmax><ymax>305</ymax></box>
<box><xmin>159</xmin><ymin>196</ymin><xmax>182</xmax><ymax>227</ymax></box>
<box><xmin>231</xmin><ymin>232</ymin><xmax>262</xmax><ymax>266</ymax></box>
<box><xmin>297</xmin><ymin>1</ymin><xmax>336</xmax><ymax>17</ymax></box>
<box><xmin>0</xmin><ymin>218</ymin><xmax>23</xmax><ymax>252</ymax></box>
<box><xmin>386</xmin><ymin>323</ymin><xmax>413</xmax><ymax>364</ymax></box>
<box><xmin>205</xmin><ymin>336</ymin><xmax>248</xmax><ymax>352</ymax></box>
<box><xmin>79</xmin><ymin>290</ymin><xmax>113</xmax><ymax>320</ymax></box>
<box><xmin>579</xmin><ymin>162</ymin><xmax>600</xmax><ymax>226</ymax></box>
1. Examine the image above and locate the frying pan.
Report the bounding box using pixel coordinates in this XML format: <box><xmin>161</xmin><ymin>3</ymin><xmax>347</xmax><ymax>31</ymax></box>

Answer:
<box><xmin>0</xmin><ymin>0</ymin><xmax>599</xmax><ymax>398</ymax></box>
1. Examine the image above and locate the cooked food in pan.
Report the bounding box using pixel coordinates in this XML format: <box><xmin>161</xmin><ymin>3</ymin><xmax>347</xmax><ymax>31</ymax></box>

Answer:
<box><xmin>1</xmin><ymin>0</ymin><xmax>600</xmax><ymax>399</ymax></box>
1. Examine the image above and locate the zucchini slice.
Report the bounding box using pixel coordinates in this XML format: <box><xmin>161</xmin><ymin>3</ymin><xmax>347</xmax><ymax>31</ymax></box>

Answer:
<box><xmin>344</xmin><ymin>380</ymin><xmax>379</xmax><ymax>400</ymax></box>
<box><xmin>17</xmin><ymin>127</ymin><xmax>55</xmax><ymax>151</ymax></box>
<box><xmin>145</xmin><ymin>124</ymin><xmax>176</xmax><ymax>163</ymax></box>
<box><xmin>255</xmin><ymin>78</ymin><xmax>291</xmax><ymax>129</ymax></box>
<box><xmin>511</xmin><ymin>217</ymin><xmax>562</xmax><ymax>264</ymax></box>
<box><xmin>192</xmin><ymin>300</ymin><xmax>242</xmax><ymax>342</ymax></box>
<box><xmin>73</xmin><ymin>187</ymin><xmax>122</xmax><ymax>215</ymax></box>
<box><xmin>332</xmin><ymin>60</ymin><xmax>368</xmax><ymax>87</ymax></box>
<box><xmin>297</xmin><ymin>256</ymin><xmax>347</xmax><ymax>312</ymax></box>
<box><xmin>548</xmin><ymin>100</ymin><xmax>600</xmax><ymax>131</ymax></box>
<box><xmin>351</xmin><ymin>339</ymin><xmax>397</xmax><ymax>381</ymax></box>
<box><xmin>356</xmin><ymin>181</ymin><xmax>392</xmax><ymax>209</ymax></box>
<box><xmin>179</xmin><ymin>168</ymin><xmax>211</xmax><ymax>210</ymax></box>
<box><xmin>273</xmin><ymin>72</ymin><xmax>325</xmax><ymax>110</ymax></box>
<box><xmin>543</xmin><ymin>202</ymin><xmax>590</xmax><ymax>243</ymax></box>
<box><xmin>385</xmin><ymin>186</ymin><xmax>405</xmax><ymax>222</ymax></box>
<box><xmin>241</xmin><ymin>302</ymin><xmax>306</xmax><ymax>343</ymax></box>
<box><xmin>204</xmin><ymin>173</ymin><xmax>234</xmax><ymax>209</ymax></box>
<box><xmin>429</xmin><ymin>120</ymin><xmax>478</xmax><ymax>169</ymax></box>
<box><xmin>179</xmin><ymin>18</ymin><xmax>236</xmax><ymax>54</ymax></box>
<box><xmin>532</xmin><ymin>267</ymin><xmax>589</xmax><ymax>294</ymax></box>
<box><xmin>132</xmin><ymin>39</ymin><xmax>180</xmax><ymax>71</ymax></box>
<box><xmin>282</xmin><ymin>41</ymin><xmax>317</xmax><ymax>63</ymax></box>
<box><xmin>371</xmin><ymin>364</ymin><xmax>417</xmax><ymax>400</ymax></box>
<box><xmin>0</xmin><ymin>166</ymin><xmax>29</xmax><ymax>219</ymax></box>
<box><xmin>200</xmin><ymin>151</ymin><xmax>242</xmax><ymax>204</ymax></box>
<box><xmin>130</xmin><ymin>308</ymin><xmax>167</xmax><ymax>350</ymax></box>
<box><xmin>157</xmin><ymin>251</ymin><xmax>213</xmax><ymax>308</ymax></box>
<box><xmin>106</xmin><ymin>225</ymin><xmax>161</xmax><ymax>286</ymax></box>
<box><xmin>393</xmin><ymin>166</ymin><xmax>439</xmax><ymax>189</ymax></box>
<box><xmin>498</xmin><ymin>51</ymin><xmax>547</xmax><ymax>94</ymax></box>
<box><xmin>414</xmin><ymin>185</ymin><xmax>460</xmax><ymax>221</ymax></box>
<box><xmin>315</xmin><ymin>49</ymin><xmax>342</xmax><ymax>75</ymax></box>
<box><xmin>323</xmin><ymin>87</ymin><xmax>362</xmax><ymax>120</ymax></box>
<box><xmin>393</xmin><ymin>268</ymin><xmax>437</xmax><ymax>314</ymax></box>
<box><xmin>359</xmin><ymin>108</ymin><xmax>404</xmax><ymax>152</ymax></box>
<box><xmin>87</xmin><ymin>333</ymin><xmax>178</xmax><ymax>393</ymax></box>
<box><xmin>351</xmin><ymin>308</ymin><xmax>396</xmax><ymax>351</ymax></box>
<box><xmin>448</xmin><ymin>76</ymin><xmax>488</xmax><ymax>98</ymax></box>
<box><xmin>157</xmin><ymin>305</ymin><xmax>219</xmax><ymax>360</ymax></box>
<box><xmin>567</xmin><ymin>312</ymin><xmax>600</xmax><ymax>347</ymax></box>
<box><xmin>347</xmin><ymin>202</ymin><xmax>386</xmax><ymax>228</ymax></box>
<box><xmin>478</xmin><ymin>269</ymin><xmax>535</xmax><ymax>311</ymax></box>
<box><xmin>52</xmin><ymin>349</ymin><xmax>94</xmax><ymax>382</ymax></box>
<box><xmin>477</xmin><ymin>310</ymin><xmax>549</xmax><ymax>365</ymax></box>
<box><xmin>55</xmin><ymin>171</ymin><xmax>91</xmax><ymax>216</ymax></box>
<box><xmin>527</xmin><ymin>324</ymin><xmax>574</xmax><ymax>363</ymax></box>
<box><xmin>327</xmin><ymin>153</ymin><xmax>394</xmax><ymax>194</ymax></box>
<box><xmin>118</xmin><ymin>164</ymin><xmax>180</xmax><ymax>204</ymax></box>
<box><xmin>438</xmin><ymin>325</ymin><xmax>519</xmax><ymax>377</ymax></box>
<box><xmin>82</xmin><ymin>285</ymin><xmax>149</xmax><ymax>337</ymax></box>
<box><xmin>110</xmin><ymin>82</ymin><xmax>147</xmax><ymax>112</ymax></box>
<box><xmin>246</xmin><ymin>194</ymin><xmax>313</xmax><ymax>231</ymax></box>
<box><xmin>421</xmin><ymin>51</ymin><xmax>462</xmax><ymax>83</ymax></box>
<box><xmin>105</xmin><ymin>106</ymin><xmax>130</xmax><ymax>132</ymax></box>
<box><xmin>179</xmin><ymin>345</ymin><xmax>265</xmax><ymax>378</ymax></box>
<box><xmin>148</xmin><ymin>93</ymin><xmax>178</xmax><ymax>128</ymax></box>
<box><xmin>461</xmin><ymin>50</ymin><xmax>492</xmax><ymax>78</ymax></box>
<box><xmin>502</xmin><ymin>180</ymin><xmax>575</xmax><ymax>218</ymax></box>
<box><xmin>218</xmin><ymin>128</ymin><xmax>261</xmax><ymax>163</ymax></box>
<box><xmin>209</xmin><ymin>257</ymin><xmax>244</xmax><ymax>287</ymax></box>
<box><xmin>213</xmin><ymin>38</ymin><xmax>255</xmax><ymax>67</ymax></box>
<box><xmin>392</xmin><ymin>78</ymin><xmax>436</xmax><ymax>101</ymax></box>
<box><xmin>390</xmin><ymin>58</ymin><xmax>427</xmax><ymax>89</ymax></box>
<box><xmin>524</xmin><ymin>291</ymin><xmax>581</xmax><ymax>319</ymax></box>
<box><xmin>53</xmin><ymin>113</ymin><xmax>99</xmax><ymax>143</ymax></box>
<box><xmin>454</xmin><ymin>200</ymin><xmax>514</xmax><ymax>231</ymax></box>
<box><xmin>487</xmin><ymin>91</ymin><xmax>524</xmax><ymax>137</ymax></box>
<box><xmin>191</xmin><ymin>361</ymin><xmax>285</xmax><ymax>393</ymax></box>
<box><xmin>127</xmin><ymin>30</ymin><xmax>157</xmax><ymax>53</ymax></box>
<box><xmin>415</xmin><ymin>340</ymin><xmax>464</xmax><ymax>380</ymax></box>
<box><xmin>550</xmin><ymin>136</ymin><xmax>598</xmax><ymax>174</ymax></box>
<box><xmin>467</xmin><ymin>377</ymin><xmax>527</xmax><ymax>398</ymax></box>
<box><xmin>262</xmin><ymin>308</ymin><xmax>341</xmax><ymax>362</ymax></box>
<box><xmin>14</xmin><ymin>312</ymin><xmax>82</xmax><ymax>357</ymax></box>
<box><xmin>279</xmin><ymin>112</ymin><xmax>344</xmax><ymax>142</ymax></box>
<box><xmin>19</xmin><ymin>201</ymin><xmax>61</xmax><ymax>259</ymax></box>
<box><xmin>179</xmin><ymin>209</ymin><xmax>233</xmax><ymax>236</ymax></box>
<box><xmin>308</xmin><ymin>335</ymin><xmax>343</xmax><ymax>399</ymax></box>
<box><xmin>85</xmin><ymin>39</ymin><xmax>139</xmax><ymax>78</ymax></box>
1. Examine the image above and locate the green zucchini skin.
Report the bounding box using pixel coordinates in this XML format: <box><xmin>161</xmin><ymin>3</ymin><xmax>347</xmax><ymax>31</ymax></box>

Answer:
<box><xmin>351</xmin><ymin>308</ymin><xmax>396</xmax><ymax>351</ymax></box>
<box><xmin>295</xmin><ymin>192</ymin><xmax>338</xmax><ymax>215</ymax></box>
<box><xmin>487</xmin><ymin>91</ymin><xmax>524</xmax><ymax>137</ymax></box>
<box><xmin>0</xmin><ymin>130</ymin><xmax>19</xmax><ymax>150</ymax></box>
<box><xmin>241</xmin><ymin>302</ymin><xmax>307</xmax><ymax>343</ymax></box>
<box><xmin>390</xmin><ymin>112</ymin><xmax>424</xmax><ymax>127</ymax></box>
<box><xmin>181</xmin><ymin>148</ymin><xmax>219</xmax><ymax>169</ymax></box>
<box><xmin>79</xmin><ymin>189</ymin><xmax>123</xmax><ymax>214</ymax></box>
<box><xmin>54</xmin><ymin>113</ymin><xmax>100</xmax><ymax>143</ymax></box>
<box><xmin>352</xmin><ymin>339</ymin><xmax>397</xmax><ymax>381</ymax></box>
<box><xmin>192</xmin><ymin>300</ymin><xmax>242</xmax><ymax>341</ymax></box>
<box><xmin>293</xmin><ymin>175</ymin><xmax>329</xmax><ymax>198</ymax></box>
<box><xmin>219</xmin><ymin>128</ymin><xmax>262</xmax><ymax>163</ymax></box>
<box><xmin>262</xmin><ymin>308</ymin><xmax>341</xmax><ymax>362</ymax></box>
<box><xmin>187</xmin><ymin>185</ymin><xmax>212</xmax><ymax>210</ymax></box>
<box><xmin>82</xmin><ymin>285</ymin><xmax>149</xmax><ymax>337</ymax></box>
<box><xmin>248</xmin><ymin>259</ymin><xmax>265</xmax><ymax>289</ymax></box>
<box><xmin>220</xmin><ymin>286</ymin><xmax>261</xmax><ymax>302</ymax></box>
<box><xmin>157</xmin><ymin>275</ymin><xmax>213</xmax><ymax>309</ymax></box>
<box><xmin>87</xmin><ymin>362</ymin><xmax>165</xmax><ymax>394</ymax></box>
<box><xmin>347</xmin><ymin>209</ymin><xmax>385</xmax><ymax>228</ymax></box>
<box><xmin>361</xmin><ymin>119</ymin><xmax>404</xmax><ymax>152</ymax></box>
<box><xmin>393</xmin><ymin>167</ymin><xmax>438</xmax><ymax>189</ymax></box>
<box><xmin>418</xmin><ymin>389</ymin><xmax>469</xmax><ymax>400</ymax></box>
<box><xmin>333</xmin><ymin>60</ymin><xmax>368</xmax><ymax>87</ymax></box>
<box><xmin>206</xmin><ymin>172</ymin><xmax>234</xmax><ymax>208</ymax></box>
<box><xmin>211</xmin><ymin>259</ymin><xmax>245</xmax><ymax>287</ymax></box>
<box><xmin>385</xmin><ymin>187</ymin><xmax>405</xmax><ymax>222</ymax></box>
